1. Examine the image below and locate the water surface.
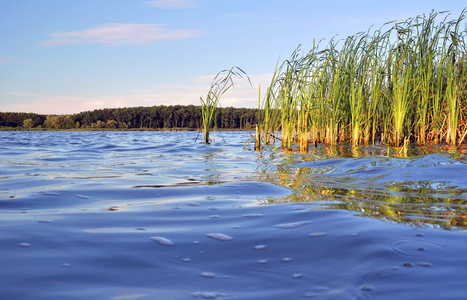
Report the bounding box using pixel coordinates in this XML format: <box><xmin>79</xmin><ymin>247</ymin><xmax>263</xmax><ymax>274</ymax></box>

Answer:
<box><xmin>1</xmin><ymin>131</ymin><xmax>467</xmax><ymax>299</ymax></box>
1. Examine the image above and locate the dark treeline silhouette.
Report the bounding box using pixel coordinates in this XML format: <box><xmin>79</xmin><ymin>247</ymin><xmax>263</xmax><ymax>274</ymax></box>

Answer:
<box><xmin>0</xmin><ymin>105</ymin><xmax>259</xmax><ymax>130</ymax></box>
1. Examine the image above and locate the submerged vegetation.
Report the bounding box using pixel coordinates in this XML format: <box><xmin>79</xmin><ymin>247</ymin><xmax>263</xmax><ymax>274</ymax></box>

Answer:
<box><xmin>254</xmin><ymin>9</ymin><xmax>467</xmax><ymax>152</ymax></box>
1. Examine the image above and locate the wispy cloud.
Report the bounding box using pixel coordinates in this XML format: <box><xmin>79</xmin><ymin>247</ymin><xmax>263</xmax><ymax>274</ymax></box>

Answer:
<box><xmin>42</xmin><ymin>23</ymin><xmax>199</xmax><ymax>46</ymax></box>
<box><xmin>144</xmin><ymin>0</ymin><xmax>198</xmax><ymax>9</ymax></box>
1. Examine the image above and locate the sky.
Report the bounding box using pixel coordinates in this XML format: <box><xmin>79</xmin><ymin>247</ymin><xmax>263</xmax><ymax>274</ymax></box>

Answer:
<box><xmin>1</xmin><ymin>0</ymin><xmax>466</xmax><ymax>115</ymax></box>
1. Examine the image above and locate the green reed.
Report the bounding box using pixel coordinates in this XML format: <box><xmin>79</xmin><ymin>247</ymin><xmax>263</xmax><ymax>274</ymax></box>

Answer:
<box><xmin>198</xmin><ymin>67</ymin><xmax>250</xmax><ymax>144</ymax></box>
<box><xmin>256</xmin><ymin>9</ymin><xmax>467</xmax><ymax>151</ymax></box>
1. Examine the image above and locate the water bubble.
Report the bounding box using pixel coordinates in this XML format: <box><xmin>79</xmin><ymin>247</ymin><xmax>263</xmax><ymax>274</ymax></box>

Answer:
<box><xmin>418</xmin><ymin>262</ymin><xmax>432</xmax><ymax>267</ymax></box>
<box><xmin>182</xmin><ymin>258</ymin><xmax>191</xmax><ymax>262</ymax></box>
<box><xmin>282</xmin><ymin>257</ymin><xmax>293</xmax><ymax>262</ymax></box>
<box><xmin>76</xmin><ymin>195</ymin><xmax>89</xmax><ymax>199</ymax></box>
<box><xmin>62</xmin><ymin>263</ymin><xmax>71</xmax><ymax>267</ymax></box>
<box><xmin>187</xmin><ymin>202</ymin><xmax>201</xmax><ymax>207</ymax></box>
<box><xmin>19</xmin><ymin>243</ymin><xmax>30</xmax><ymax>248</ymax></box>
<box><xmin>275</xmin><ymin>220</ymin><xmax>312</xmax><ymax>229</ymax></box>
<box><xmin>257</xmin><ymin>260</ymin><xmax>267</xmax><ymax>264</ymax></box>
<box><xmin>242</xmin><ymin>214</ymin><xmax>263</xmax><ymax>218</ymax></box>
<box><xmin>150</xmin><ymin>236</ymin><xmax>174</xmax><ymax>246</ymax></box>
<box><xmin>206</xmin><ymin>233</ymin><xmax>233</xmax><ymax>241</ymax></box>
<box><xmin>192</xmin><ymin>241</ymin><xmax>200</xmax><ymax>245</ymax></box>
<box><xmin>200</xmin><ymin>272</ymin><xmax>215</xmax><ymax>278</ymax></box>
<box><xmin>209</xmin><ymin>215</ymin><xmax>220</xmax><ymax>219</ymax></box>
<box><xmin>254</xmin><ymin>245</ymin><xmax>266</xmax><ymax>250</ymax></box>
<box><xmin>172</xmin><ymin>206</ymin><xmax>182</xmax><ymax>210</ymax></box>
<box><xmin>292</xmin><ymin>273</ymin><xmax>303</xmax><ymax>278</ymax></box>
<box><xmin>309</xmin><ymin>232</ymin><xmax>327</xmax><ymax>237</ymax></box>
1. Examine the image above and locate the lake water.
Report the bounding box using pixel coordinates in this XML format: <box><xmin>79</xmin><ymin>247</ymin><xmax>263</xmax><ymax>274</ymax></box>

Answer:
<box><xmin>1</xmin><ymin>131</ymin><xmax>467</xmax><ymax>299</ymax></box>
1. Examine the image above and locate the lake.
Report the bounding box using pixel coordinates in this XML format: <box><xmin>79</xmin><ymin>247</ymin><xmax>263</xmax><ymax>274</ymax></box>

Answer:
<box><xmin>1</xmin><ymin>131</ymin><xmax>467</xmax><ymax>299</ymax></box>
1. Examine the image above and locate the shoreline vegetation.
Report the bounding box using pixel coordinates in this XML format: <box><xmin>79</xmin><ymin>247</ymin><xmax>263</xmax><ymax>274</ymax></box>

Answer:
<box><xmin>249</xmin><ymin>9</ymin><xmax>467</xmax><ymax>152</ymax></box>
<box><xmin>0</xmin><ymin>105</ymin><xmax>260</xmax><ymax>131</ymax></box>
<box><xmin>198</xmin><ymin>10</ymin><xmax>467</xmax><ymax>152</ymax></box>
<box><xmin>0</xmin><ymin>127</ymin><xmax>251</xmax><ymax>132</ymax></box>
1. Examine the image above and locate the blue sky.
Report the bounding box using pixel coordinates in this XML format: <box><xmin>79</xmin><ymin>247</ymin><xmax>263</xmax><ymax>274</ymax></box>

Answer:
<box><xmin>1</xmin><ymin>0</ymin><xmax>466</xmax><ymax>114</ymax></box>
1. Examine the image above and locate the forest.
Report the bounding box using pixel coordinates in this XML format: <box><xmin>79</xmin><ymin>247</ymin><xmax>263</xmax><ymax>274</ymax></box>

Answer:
<box><xmin>0</xmin><ymin>105</ymin><xmax>259</xmax><ymax>130</ymax></box>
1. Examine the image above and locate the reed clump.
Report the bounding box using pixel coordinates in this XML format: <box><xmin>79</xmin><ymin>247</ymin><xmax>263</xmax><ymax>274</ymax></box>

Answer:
<box><xmin>257</xmin><ymin>9</ymin><xmax>467</xmax><ymax>151</ymax></box>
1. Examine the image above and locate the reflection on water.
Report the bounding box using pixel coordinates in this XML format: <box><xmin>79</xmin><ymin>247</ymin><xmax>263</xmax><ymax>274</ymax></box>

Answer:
<box><xmin>256</xmin><ymin>143</ymin><xmax>467</xmax><ymax>229</ymax></box>
<box><xmin>2</xmin><ymin>131</ymin><xmax>465</xmax><ymax>229</ymax></box>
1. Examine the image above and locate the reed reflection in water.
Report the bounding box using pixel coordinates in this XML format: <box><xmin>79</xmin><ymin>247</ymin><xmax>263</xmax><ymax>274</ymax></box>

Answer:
<box><xmin>256</xmin><ymin>143</ymin><xmax>467</xmax><ymax>229</ymax></box>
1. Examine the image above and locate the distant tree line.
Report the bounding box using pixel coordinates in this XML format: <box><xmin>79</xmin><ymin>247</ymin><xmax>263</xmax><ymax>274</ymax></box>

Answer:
<box><xmin>0</xmin><ymin>105</ymin><xmax>259</xmax><ymax>130</ymax></box>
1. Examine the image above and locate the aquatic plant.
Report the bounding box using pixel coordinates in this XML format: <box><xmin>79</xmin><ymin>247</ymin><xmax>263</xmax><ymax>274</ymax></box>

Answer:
<box><xmin>198</xmin><ymin>67</ymin><xmax>250</xmax><ymax>144</ymax></box>
<box><xmin>256</xmin><ymin>9</ymin><xmax>467</xmax><ymax>151</ymax></box>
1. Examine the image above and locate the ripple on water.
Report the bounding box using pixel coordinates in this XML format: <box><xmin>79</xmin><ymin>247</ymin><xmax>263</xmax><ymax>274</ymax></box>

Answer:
<box><xmin>200</xmin><ymin>272</ymin><xmax>215</xmax><ymax>278</ymax></box>
<box><xmin>388</xmin><ymin>239</ymin><xmax>448</xmax><ymax>257</ymax></box>
<box><xmin>206</xmin><ymin>233</ymin><xmax>233</xmax><ymax>241</ymax></box>
<box><xmin>309</xmin><ymin>232</ymin><xmax>327</xmax><ymax>237</ymax></box>
<box><xmin>192</xmin><ymin>291</ymin><xmax>229</xmax><ymax>299</ymax></box>
<box><xmin>242</xmin><ymin>213</ymin><xmax>263</xmax><ymax>218</ymax></box>
<box><xmin>275</xmin><ymin>220</ymin><xmax>312</xmax><ymax>229</ymax></box>
<box><xmin>2</xmin><ymin>131</ymin><xmax>467</xmax><ymax>299</ymax></box>
<box><xmin>150</xmin><ymin>236</ymin><xmax>174</xmax><ymax>246</ymax></box>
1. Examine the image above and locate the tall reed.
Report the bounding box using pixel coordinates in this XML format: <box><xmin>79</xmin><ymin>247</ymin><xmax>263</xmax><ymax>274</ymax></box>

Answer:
<box><xmin>199</xmin><ymin>67</ymin><xmax>250</xmax><ymax>144</ymax></box>
<box><xmin>255</xmin><ymin>9</ymin><xmax>467</xmax><ymax>150</ymax></box>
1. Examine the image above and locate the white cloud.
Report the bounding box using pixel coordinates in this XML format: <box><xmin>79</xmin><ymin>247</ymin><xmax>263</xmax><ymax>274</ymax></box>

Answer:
<box><xmin>144</xmin><ymin>0</ymin><xmax>198</xmax><ymax>9</ymax></box>
<box><xmin>42</xmin><ymin>23</ymin><xmax>199</xmax><ymax>46</ymax></box>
